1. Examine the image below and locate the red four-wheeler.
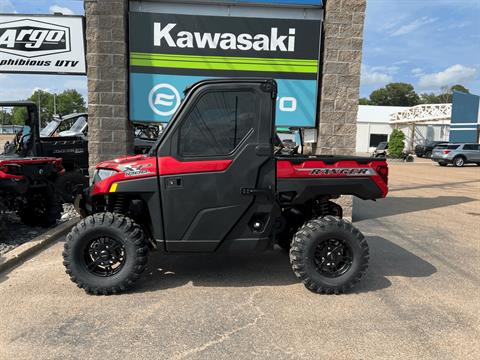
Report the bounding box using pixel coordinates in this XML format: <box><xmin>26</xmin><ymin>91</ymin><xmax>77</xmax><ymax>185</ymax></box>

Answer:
<box><xmin>1</xmin><ymin>102</ymin><xmax>65</xmax><ymax>226</ymax></box>
<box><xmin>63</xmin><ymin>79</ymin><xmax>388</xmax><ymax>295</ymax></box>
<box><xmin>0</xmin><ymin>157</ymin><xmax>64</xmax><ymax>227</ymax></box>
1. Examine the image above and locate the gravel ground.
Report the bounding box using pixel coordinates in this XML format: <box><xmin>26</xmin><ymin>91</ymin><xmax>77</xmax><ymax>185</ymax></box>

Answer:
<box><xmin>0</xmin><ymin>204</ymin><xmax>78</xmax><ymax>255</ymax></box>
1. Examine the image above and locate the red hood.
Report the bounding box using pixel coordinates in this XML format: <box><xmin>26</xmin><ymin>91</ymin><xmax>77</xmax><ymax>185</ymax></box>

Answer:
<box><xmin>97</xmin><ymin>155</ymin><xmax>156</xmax><ymax>172</ymax></box>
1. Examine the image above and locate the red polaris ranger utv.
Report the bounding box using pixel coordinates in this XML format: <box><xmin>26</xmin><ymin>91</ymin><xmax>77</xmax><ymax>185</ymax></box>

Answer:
<box><xmin>63</xmin><ymin>79</ymin><xmax>388</xmax><ymax>295</ymax></box>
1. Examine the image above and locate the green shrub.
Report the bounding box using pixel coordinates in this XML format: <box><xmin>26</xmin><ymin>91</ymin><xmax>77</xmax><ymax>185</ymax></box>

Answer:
<box><xmin>388</xmin><ymin>129</ymin><xmax>405</xmax><ymax>158</ymax></box>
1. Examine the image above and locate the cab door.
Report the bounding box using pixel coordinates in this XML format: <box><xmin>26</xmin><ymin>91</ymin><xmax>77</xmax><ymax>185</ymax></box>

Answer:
<box><xmin>157</xmin><ymin>80</ymin><xmax>277</xmax><ymax>252</ymax></box>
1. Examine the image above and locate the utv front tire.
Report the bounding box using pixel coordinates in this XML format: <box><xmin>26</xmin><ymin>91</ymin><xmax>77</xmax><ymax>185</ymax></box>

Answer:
<box><xmin>63</xmin><ymin>212</ymin><xmax>149</xmax><ymax>295</ymax></box>
<box><xmin>290</xmin><ymin>216</ymin><xmax>369</xmax><ymax>294</ymax></box>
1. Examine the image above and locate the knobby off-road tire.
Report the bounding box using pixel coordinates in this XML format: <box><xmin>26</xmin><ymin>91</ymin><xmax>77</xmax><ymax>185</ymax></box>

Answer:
<box><xmin>290</xmin><ymin>216</ymin><xmax>369</xmax><ymax>294</ymax></box>
<box><xmin>63</xmin><ymin>212</ymin><xmax>149</xmax><ymax>295</ymax></box>
<box><xmin>18</xmin><ymin>184</ymin><xmax>62</xmax><ymax>227</ymax></box>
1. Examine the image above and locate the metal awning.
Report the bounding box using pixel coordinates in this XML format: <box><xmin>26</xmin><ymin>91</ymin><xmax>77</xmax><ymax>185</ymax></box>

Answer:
<box><xmin>390</xmin><ymin>104</ymin><xmax>452</xmax><ymax>125</ymax></box>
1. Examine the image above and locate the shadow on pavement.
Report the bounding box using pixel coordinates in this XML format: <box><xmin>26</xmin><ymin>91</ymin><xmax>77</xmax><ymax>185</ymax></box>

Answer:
<box><xmin>354</xmin><ymin>236</ymin><xmax>437</xmax><ymax>293</ymax></box>
<box><xmin>353</xmin><ymin>195</ymin><xmax>476</xmax><ymax>221</ymax></box>
<box><xmin>133</xmin><ymin>235</ymin><xmax>436</xmax><ymax>295</ymax></box>
<box><xmin>135</xmin><ymin>249</ymin><xmax>298</xmax><ymax>293</ymax></box>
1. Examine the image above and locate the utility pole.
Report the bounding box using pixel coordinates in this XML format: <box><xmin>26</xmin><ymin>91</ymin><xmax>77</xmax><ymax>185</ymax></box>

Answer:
<box><xmin>37</xmin><ymin>92</ymin><xmax>41</xmax><ymax>125</ymax></box>
<box><xmin>53</xmin><ymin>92</ymin><xmax>57</xmax><ymax>116</ymax></box>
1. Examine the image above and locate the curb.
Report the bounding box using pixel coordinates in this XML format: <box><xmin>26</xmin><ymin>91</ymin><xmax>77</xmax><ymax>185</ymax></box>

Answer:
<box><xmin>0</xmin><ymin>217</ymin><xmax>79</xmax><ymax>274</ymax></box>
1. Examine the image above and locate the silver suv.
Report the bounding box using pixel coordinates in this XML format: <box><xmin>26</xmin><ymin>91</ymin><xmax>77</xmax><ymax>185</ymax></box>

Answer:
<box><xmin>432</xmin><ymin>143</ymin><xmax>480</xmax><ymax>167</ymax></box>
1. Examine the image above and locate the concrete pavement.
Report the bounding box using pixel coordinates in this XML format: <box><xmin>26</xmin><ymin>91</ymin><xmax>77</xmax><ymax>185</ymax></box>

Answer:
<box><xmin>0</xmin><ymin>158</ymin><xmax>479</xmax><ymax>359</ymax></box>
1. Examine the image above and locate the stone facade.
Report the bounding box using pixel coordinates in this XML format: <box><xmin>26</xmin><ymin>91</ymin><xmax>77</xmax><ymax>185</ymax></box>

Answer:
<box><xmin>317</xmin><ymin>0</ymin><xmax>367</xmax><ymax>218</ymax></box>
<box><xmin>85</xmin><ymin>0</ymin><xmax>132</xmax><ymax>174</ymax></box>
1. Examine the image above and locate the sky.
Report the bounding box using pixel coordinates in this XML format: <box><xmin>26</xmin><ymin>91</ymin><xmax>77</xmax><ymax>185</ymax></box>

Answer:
<box><xmin>361</xmin><ymin>0</ymin><xmax>480</xmax><ymax>97</ymax></box>
<box><xmin>0</xmin><ymin>0</ymin><xmax>479</xmax><ymax>101</ymax></box>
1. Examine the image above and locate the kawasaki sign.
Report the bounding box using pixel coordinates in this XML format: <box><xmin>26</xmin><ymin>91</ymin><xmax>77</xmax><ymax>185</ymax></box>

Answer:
<box><xmin>0</xmin><ymin>15</ymin><xmax>86</xmax><ymax>75</ymax></box>
<box><xmin>129</xmin><ymin>12</ymin><xmax>321</xmax><ymax>127</ymax></box>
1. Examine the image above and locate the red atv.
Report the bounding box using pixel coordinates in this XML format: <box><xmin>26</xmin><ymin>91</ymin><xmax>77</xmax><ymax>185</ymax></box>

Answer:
<box><xmin>1</xmin><ymin>102</ymin><xmax>64</xmax><ymax>227</ymax></box>
<box><xmin>0</xmin><ymin>157</ymin><xmax>64</xmax><ymax>227</ymax></box>
<box><xmin>63</xmin><ymin>79</ymin><xmax>388</xmax><ymax>295</ymax></box>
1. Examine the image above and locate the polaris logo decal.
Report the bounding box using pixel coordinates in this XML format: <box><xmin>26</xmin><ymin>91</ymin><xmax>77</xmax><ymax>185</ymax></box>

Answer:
<box><xmin>0</xmin><ymin>19</ymin><xmax>70</xmax><ymax>58</ymax></box>
<box><xmin>154</xmin><ymin>23</ymin><xmax>296</xmax><ymax>52</ymax></box>
<box><xmin>119</xmin><ymin>164</ymin><xmax>152</xmax><ymax>177</ymax></box>
<box><xmin>295</xmin><ymin>168</ymin><xmax>376</xmax><ymax>176</ymax></box>
<box><xmin>148</xmin><ymin>83</ymin><xmax>181</xmax><ymax>116</ymax></box>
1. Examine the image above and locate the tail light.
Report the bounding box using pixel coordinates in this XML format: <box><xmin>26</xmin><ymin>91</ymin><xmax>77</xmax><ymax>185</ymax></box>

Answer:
<box><xmin>0</xmin><ymin>164</ymin><xmax>21</xmax><ymax>175</ymax></box>
<box><xmin>376</xmin><ymin>165</ymin><xmax>388</xmax><ymax>185</ymax></box>
<box><xmin>443</xmin><ymin>150</ymin><xmax>450</xmax><ymax>155</ymax></box>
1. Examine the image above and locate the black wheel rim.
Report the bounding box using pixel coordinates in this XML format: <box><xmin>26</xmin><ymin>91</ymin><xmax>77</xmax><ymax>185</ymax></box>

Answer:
<box><xmin>313</xmin><ymin>238</ymin><xmax>353</xmax><ymax>278</ymax></box>
<box><xmin>84</xmin><ymin>236</ymin><xmax>126</xmax><ymax>277</ymax></box>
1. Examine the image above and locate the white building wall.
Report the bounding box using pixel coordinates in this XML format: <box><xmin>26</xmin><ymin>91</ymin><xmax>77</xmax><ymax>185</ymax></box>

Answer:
<box><xmin>356</xmin><ymin>105</ymin><xmax>451</xmax><ymax>154</ymax></box>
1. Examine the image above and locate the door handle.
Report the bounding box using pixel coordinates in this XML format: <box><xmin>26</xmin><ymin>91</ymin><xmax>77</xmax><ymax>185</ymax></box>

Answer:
<box><xmin>166</xmin><ymin>176</ymin><xmax>183</xmax><ymax>188</ymax></box>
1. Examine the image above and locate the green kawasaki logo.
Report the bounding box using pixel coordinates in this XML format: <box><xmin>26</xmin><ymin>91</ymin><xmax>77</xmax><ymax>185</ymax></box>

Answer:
<box><xmin>130</xmin><ymin>52</ymin><xmax>318</xmax><ymax>74</ymax></box>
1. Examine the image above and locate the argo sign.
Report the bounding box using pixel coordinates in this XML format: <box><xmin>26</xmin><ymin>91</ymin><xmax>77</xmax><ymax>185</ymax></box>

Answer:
<box><xmin>0</xmin><ymin>15</ymin><xmax>86</xmax><ymax>74</ymax></box>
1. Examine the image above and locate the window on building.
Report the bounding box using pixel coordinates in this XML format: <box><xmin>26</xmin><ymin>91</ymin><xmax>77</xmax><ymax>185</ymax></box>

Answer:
<box><xmin>178</xmin><ymin>91</ymin><xmax>256</xmax><ymax>157</ymax></box>
<box><xmin>369</xmin><ymin>134</ymin><xmax>388</xmax><ymax>148</ymax></box>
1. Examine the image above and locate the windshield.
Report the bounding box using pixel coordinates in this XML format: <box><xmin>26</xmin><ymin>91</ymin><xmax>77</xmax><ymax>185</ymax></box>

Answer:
<box><xmin>40</xmin><ymin>120</ymin><xmax>60</xmax><ymax>137</ymax></box>
<box><xmin>377</xmin><ymin>142</ymin><xmax>388</xmax><ymax>150</ymax></box>
<box><xmin>68</xmin><ymin>117</ymin><xmax>87</xmax><ymax>133</ymax></box>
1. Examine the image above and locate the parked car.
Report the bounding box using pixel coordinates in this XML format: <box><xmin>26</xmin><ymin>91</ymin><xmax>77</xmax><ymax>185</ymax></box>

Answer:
<box><xmin>373</xmin><ymin>141</ymin><xmax>388</xmax><ymax>157</ymax></box>
<box><xmin>415</xmin><ymin>141</ymin><xmax>448</xmax><ymax>158</ymax></box>
<box><xmin>431</xmin><ymin>143</ymin><xmax>480</xmax><ymax>167</ymax></box>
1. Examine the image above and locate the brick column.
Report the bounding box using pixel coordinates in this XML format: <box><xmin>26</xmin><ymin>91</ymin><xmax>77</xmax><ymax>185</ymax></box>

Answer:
<box><xmin>85</xmin><ymin>0</ymin><xmax>132</xmax><ymax>174</ymax></box>
<box><xmin>317</xmin><ymin>0</ymin><xmax>366</xmax><ymax>219</ymax></box>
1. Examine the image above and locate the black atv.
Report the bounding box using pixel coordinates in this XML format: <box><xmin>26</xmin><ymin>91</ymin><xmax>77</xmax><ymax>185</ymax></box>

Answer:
<box><xmin>39</xmin><ymin>112</ymin><xmax>161</xmax><ymax>201</ymax></box>
<box><xmin>1</xmin><ymin>103</ymin><xmax>161</xmax><ymax>204</ymax></box>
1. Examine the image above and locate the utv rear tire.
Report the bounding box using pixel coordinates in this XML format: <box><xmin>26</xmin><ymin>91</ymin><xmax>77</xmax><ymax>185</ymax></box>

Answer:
<box><xmin>18</xmin><ymin>185</ymin><xmax>62</xmax><ymax>227</ymax></box>
<box><xmin>63</xmin><ymin>212</ymin><xmax>149</xmax><ymax>295</ymax></box>
<box><xmin>438</xmin><ymin>162</ymin><xmax>448</xmax><ymax>167</ymax></box>
<box><xmin>425</xmin><ymin>151</ymin><xmax>432</xmax><ymax>158</ymax></box>
<box><xmin>290</xmin><ymin>216</ymin><xmax>369</xmax><ymax>294</ymax></box>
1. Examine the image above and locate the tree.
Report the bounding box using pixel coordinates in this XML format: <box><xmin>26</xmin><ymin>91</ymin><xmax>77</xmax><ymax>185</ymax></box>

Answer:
<box><xmin>369</xmin><ymin>83</ymin><xmax>420</xmax><ymax>107</ymax></box>
<box><xmin>11</xmin><ymin>89</ymin><xmax>86</xmax><ymax>127</ymax></box>
<box><xmin>419</xmin><ymin>84</ymin><xmax>470</xmax><ymax>104</ymax></box>
<box><xmin>419</xmin><ymin>92</ymin><xmax>441</xmax><ymax>104</ymax></box>
<box><xmin>388</xmin><ymin>129</ymin><xmax>405</xmax><ymax>158</ymax></box>
<box><xmin>359</xmin><ymin>97</ymin><xmax>371</xmax><ymax>105</ymax></box>
<box><xmin>0</xmin><ymin>109</ymin><xmax>13</xmax><ymax>125</ymax></box>
<box><xmin>56</xmin><ymin>89</ymin><xmax>86</xmax><ymax>116</ymax></box>
<box><xmin>451</xmin><ymin>84</ymin><xmax>469</xmax><ymax>94</ymax></box>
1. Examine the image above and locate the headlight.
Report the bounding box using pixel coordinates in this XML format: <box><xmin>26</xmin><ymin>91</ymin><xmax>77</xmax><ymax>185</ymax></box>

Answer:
<box><xmin>93</xmin><ymin>169</ymin><xmax>118</xmax><ymax>183</ymax></box>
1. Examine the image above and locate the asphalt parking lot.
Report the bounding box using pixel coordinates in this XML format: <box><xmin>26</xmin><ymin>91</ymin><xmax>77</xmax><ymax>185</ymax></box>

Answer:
<box><xmin>0</xmin><ymin>158</ymin><xmax>479</xmax><ymax>360</ymax></box>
